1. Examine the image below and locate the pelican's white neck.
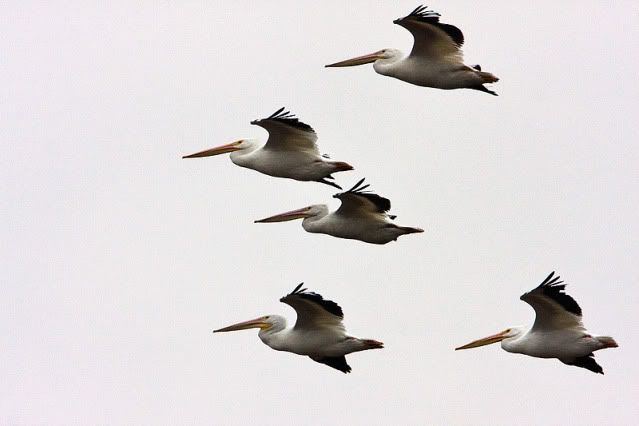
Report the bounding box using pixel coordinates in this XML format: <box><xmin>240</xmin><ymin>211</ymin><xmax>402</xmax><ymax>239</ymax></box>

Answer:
<box><xmin>500</xmin><ymin>326</ymin><xmax>528</xmax><ymax>353</ymax></box>
<box><xmin>229</xmin><ymin>139</ymin><xmax>261</xmax><ymax>165</ymax></box>
<box><xmin>300</xmin><ymin>205</ymin><xmax>330</xmax><ymax>233</ymax></box>
<box><xmin>372</xmin><ymin>49</ymin><xmax>405</xmax><ymax>77</ymax></box>
<box><xmin>258</xmin><ymin>316</ymin><xmax>290</xmax><ymax>351</ymax></box>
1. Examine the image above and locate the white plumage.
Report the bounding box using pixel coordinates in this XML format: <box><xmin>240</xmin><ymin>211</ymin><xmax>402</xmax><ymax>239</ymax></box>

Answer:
<box><xmin>183</xmin><ymin>108</ymin><xmax>353</xmax><ymax>189</ymax></box>
<box><xmin>254</xmin><ymin>178</ymin><xmax>424</xmax><ymax>244</ymax></box>
<box><xmin>326</xmin><ymin>5</ymin><xmax>499</xmax><ymax>95</ymax></box>
<box><xmin>456</xmin><ymin>272</ymin><xmax>618</xmax><ymax>374</ymax></box>
<box><xmin>214</xmin><ymin>283</ymin><xmax>383</xmax><ymax>373</ymax></box>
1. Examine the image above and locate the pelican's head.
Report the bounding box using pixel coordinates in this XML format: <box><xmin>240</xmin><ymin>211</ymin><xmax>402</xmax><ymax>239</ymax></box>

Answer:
<box><xmin>182</xmin><ymin>139</ymin><xmax>256</xmax><ymax>159</ymax></box>
<box><xmin>325</xmin><ymin>49</ymin><xmax>401</xmax><ymax>68</ymax></box>
<box><xmin>254</xmin><ymin>204</ymin><xmax>327</xmax><ymax>223</ymax></box>
<box><xmin>214</xmin><ymin>315</ymin><xmax>286</xmax><ymax>334</ymax></box>
<box><xmin>455</xmin><ymin>327</ymin><xmax>524</xmax><ymax>351</ymax></box>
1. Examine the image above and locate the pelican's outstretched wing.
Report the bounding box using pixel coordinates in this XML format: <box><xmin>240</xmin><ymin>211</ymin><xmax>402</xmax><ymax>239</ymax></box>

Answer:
<box><xmin>520</xmin><ymin>271</ymin><xmax>584</xmax><ymax>332</ymax></box>
<box><xmin>280</xmin><ymin>283</ymin><xmax>345</xmax><ymax>332</ymax></box>
<box><xmin>394</xmin><ymin>5</ymin><xmax>464</xmax><ymax>61</ymax></box>
<box><xmin>251</xmin><ymin>108</ymin><xmax>319</xmax><ymax>154</ymax></box>
<box><xmin>333</xmin><ymin>178</ymin><xmax>391</xmax><ymax>219</ymax></box>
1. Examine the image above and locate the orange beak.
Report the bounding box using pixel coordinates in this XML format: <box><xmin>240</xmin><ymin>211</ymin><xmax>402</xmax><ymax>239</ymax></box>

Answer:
<box><xmin>325</xmin><ymin>51</ymin><xmax>385</xmax><ymax>67</ymax></box>
<box><xmin>254</xmin><ymin>207</ymin><xmax>312</xmax><ymax>223</ymax></box>
<box><xmin>455</xmin><ymin>330</ymin><xmax>510</xmax><ymax>350</ymax></box>
<box><xmin>183</xmin><ymin>140</ymin><xmax>242</xmax><ymax>158</ymax></box>
<box><xmin>213</xmin><ymin>317</ymin><xmax>271</xmax><ymax>333</ymax></box>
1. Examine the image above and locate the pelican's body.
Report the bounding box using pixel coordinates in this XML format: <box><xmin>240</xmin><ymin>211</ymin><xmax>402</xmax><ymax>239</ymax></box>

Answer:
<box><xmin>183</xmin><ymin>108</ymin><xmax>353</xmax><ymax>189</ymax></box>
<box><xmin>258</xmin><ymin>323</ymin><xmax>376</xmax><ymax>360</ymax></box>
<box><xmin>214</xmin><ymin>284</ymin><xmax>383</xmax><ymax>373</ymax></box>
<box><xmin>500</xmin><ymin>327</ymin><xmax>612</xmax><ymax>360</ymax></box>
<box><xmin>227</xmin><ymin>143</ymin><xmax>339</xmax><ymax>182</ymax></box>
<box><xmin>326</xmin><ymin>6</ymin><xmax>499</xmax><ymax>95</ymax></box>
<box><xmin>255</xmin><ymin>178</ymin><xmax>424</xmax><ymax>245</ymax></box>
<box><xmin>372</xmin><ymin>49</ymin><xmax>488</xmax><ymax>90</ymax></box>
<box><xmin>456</xmin><ymin>272</ymin><xmax>618</xmax><ymax>374</ymax></box>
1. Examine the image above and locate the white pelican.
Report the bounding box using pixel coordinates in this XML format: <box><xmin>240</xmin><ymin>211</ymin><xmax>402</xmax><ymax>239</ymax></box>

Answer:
<box><xmin>456</xmin><ymin>272</ymin><xmax>618</xmax><ymax>374</ymax></box>
<box><xmin>325</xmin><ymin>5</ymin><xmax>499</xmax><ymax>95</ymax></box>
<box><xmin>214</xmin><ymin>283</ymin><xmax>383</xmax><ymax>373</ymax></box>
<box><xmin>254</xmin><ymin>178</ymin><xmax>424</xmax><ymax>244</ymax></box>
<box><xmin>183</xmin><ymin>108</ymin><xmax>353</xmax><ymax>189</ymax></box>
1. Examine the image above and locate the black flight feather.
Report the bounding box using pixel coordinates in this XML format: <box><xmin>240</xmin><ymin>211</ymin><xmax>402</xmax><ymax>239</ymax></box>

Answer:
<box><xmin>469</xmin><ymin>84</ymin><xmax>498</xmax><ymax>96</ymax></box>
<box><xmin>397</xmin><ymin>5</ymin><xmax>464</xmax><ymax>47</ymax></box>
<box><xmin>524</xmin><ymin>271</ymin><xmax>583</xmax><ymax>316</ymax></box>
<box><xmin>312</xmin><ymin>355</ymin><xmax>352</xmax><ymax>373</ymax></box>
<box><xmin>334</xmin><ymin>178</ymin><xmax>392</xmax><ymax>213</ymax></box>
<box><xmin>282</xmin><ymin>283</ymin><xmax>344</xmax><ymax>318</ymax></box>
<box><xmin>251</xmin><ymin>107</ymin><xmax>315</xmax><ymax>132</ymax></box>
<box><xmin>561</xmin><ymin>353</ymin><xmax>604</xmax><ymax>374</ymax></box>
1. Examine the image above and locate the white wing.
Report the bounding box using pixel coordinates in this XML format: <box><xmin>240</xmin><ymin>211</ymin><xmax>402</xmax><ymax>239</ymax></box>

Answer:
<box><xmin>251</xmin><ymin>108</ymin><xmax>319</xmax><ymax>154</ymax></box>
<box><xmin>520</xmin><ymin>272</ymin><xmax>584</xmax><ymax>331</ymax></box>
<box><xmin>280</xmin><ymin>284</ymin><xmax>345</xmax><ymax>332</ymax></box>
<box><xmin>394</xmin><ymin>6</ymin><xmax>464</xmax><ymax>62</ymax></box>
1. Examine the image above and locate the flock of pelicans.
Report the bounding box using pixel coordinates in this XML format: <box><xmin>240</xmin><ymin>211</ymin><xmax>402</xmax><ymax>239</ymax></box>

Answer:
<box><xmin>185</xmin><ymin>6</ymin><xmax>618</xmax><ymax>374</ymax></box>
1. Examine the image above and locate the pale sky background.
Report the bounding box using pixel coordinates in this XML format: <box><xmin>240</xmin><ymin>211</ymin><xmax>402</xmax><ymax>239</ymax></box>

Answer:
<box><xmin>2</xmin><ymin>1</ymin><xmax>638</xmax><ymax>425</ymax></box>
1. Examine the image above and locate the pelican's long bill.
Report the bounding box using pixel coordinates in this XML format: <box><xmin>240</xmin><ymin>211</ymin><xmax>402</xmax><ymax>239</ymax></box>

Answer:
<box><xmin>455</xmin><ymin>329</ymin><xmax>509</xmax><ymax>350</ymax></box>
<box><xmin>325</xmin><ymin>50</ymin><xmax>385</xmax><ymax>67</ymax></box>
<box><xmin>213</xmin><ymin>317</ymin><xmax>271</xmax><ymax>333</ymax></box>
<box><xmin>254</xmin><ymin>207</ymin><xmax>311</xmax><ymax>223</ymax></box>
<box><xmin>183</xmin><ymin>140</ymin><xmax>243</xmax><ymax>159</ymax></box>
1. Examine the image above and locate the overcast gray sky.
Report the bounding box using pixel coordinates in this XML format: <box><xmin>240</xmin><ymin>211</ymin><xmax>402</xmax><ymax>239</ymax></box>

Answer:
<box><xmin>2</xmin><ymin>1</ymin><xmax>638</xmax><ymax>425</ymax></box>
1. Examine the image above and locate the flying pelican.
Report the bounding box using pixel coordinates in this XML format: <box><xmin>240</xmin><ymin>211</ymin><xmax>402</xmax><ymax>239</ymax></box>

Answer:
<box><xmin>254</xmin><ymin>178</ymin><xmax>424</xmax><ymax>244</ymax></box>
<box><xmin>183</xmin><ymin>108</ymin><xmax>353</xmax><ymax>189</ymax></box>
<box><xmin>325</xmin><ymin>5</ymin><xmax>499</xmax><ymax>95</ymax></box>
<box><xmin>456</xmin><ymin>272</ymin><xmax>618</xmax><ymax>374</ymax></box>
<box><xmin>214</xmin><ymin>283</ymin><xmax>383</xmax><ymax>373</ymax></box>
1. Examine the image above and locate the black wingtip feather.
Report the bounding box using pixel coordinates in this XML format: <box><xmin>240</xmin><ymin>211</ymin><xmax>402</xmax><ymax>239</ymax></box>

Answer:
<box><xmin>291</xmin><ymin>282</ymin><xmax>304</xmax><ymax>293</ymax></box>
<box><xmin>283</xmin><ymin>283</ymin><xmax>344</xmax><ymax>318</ymax></box>
<box><xmin>398</xmin><ymin>5</ymin><xmax>464</xmax><ymax>47</ymax></box>
<box><xmin>533</xmin><ymin>271</ymin><xmax>582</xmax><ymax>316</ymax></box>
<box><xmin>267</xmin><ymin>107</ymin><xmax>286</xmax><ymax>119</ymax></box>
<box><xmin>468</xmin><ymin>85</ymin><xmax>498</xmax><ymax>96</ymax></box>
<box><xmin>334</xmin><ymin>178</ymin><xmax>392</xmax><ymax>213</ymax></box>
<box><xmin>563</xmin><ymin>354</ymin><xmax>604</xmax><ymax>374</ymax></box>
<box><xmin>318</xmin><ymin>178</ymin><xmax>343</xmax><ymax>190</ymax></box>
<box><xmin>312</xmin><ymin>356</ymin><xmax>352</xmax><ymax>373</ymax></box>
<box><xmin>347</xmin><ymin>178</ymin><xmax>367</xmax><ymax>193</ymax></box>
<box><xmin>252</xmin><ymin>107</ymin><xmax>315</xmax><ymax>132</ymax></box>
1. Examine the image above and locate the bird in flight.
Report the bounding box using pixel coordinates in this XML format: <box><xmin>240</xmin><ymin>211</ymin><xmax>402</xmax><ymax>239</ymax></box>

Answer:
<box><xmin>326</xmin><ymin>5</ymin><xmax>499</xmax><ymax>95</ymax></box>
<box><xmin>456</xmin><ymin>272</ymin><xmax>618</xmax><ymax>374</ymax></box>
<box><xmin>254</xmin><ymin>178</ymin><xmax>424</xmax><ymax>244</ymax></box>
<box><xmin>183</xmin><ymin>108</ymin><xmax>353</xmax><ymax>189</ymax></box>
<box><xmin>214</xmin><ymin>283</ymin><xmax>384</xmax><ymax>373</ymax></box>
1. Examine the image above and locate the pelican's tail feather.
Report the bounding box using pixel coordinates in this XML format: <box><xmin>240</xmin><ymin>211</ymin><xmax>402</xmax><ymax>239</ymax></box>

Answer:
<box><xmin>398</xmin><ymin>226</ymin><xmax>424</xmax><ymax>235</ymax></box>
<box><xmin>362</xmin><ymin>339</ymin><xmax>384</xmax><ymax>349</ymax></box>
<box><xmin>597</xmin><ymin>336</ymin><xmax>618</xmax><ymax>349</ymax></box>
<box><xmin>478</xmin><ymin>71</ymin><xmax>499</xmax><ymax>83</ymax></box>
